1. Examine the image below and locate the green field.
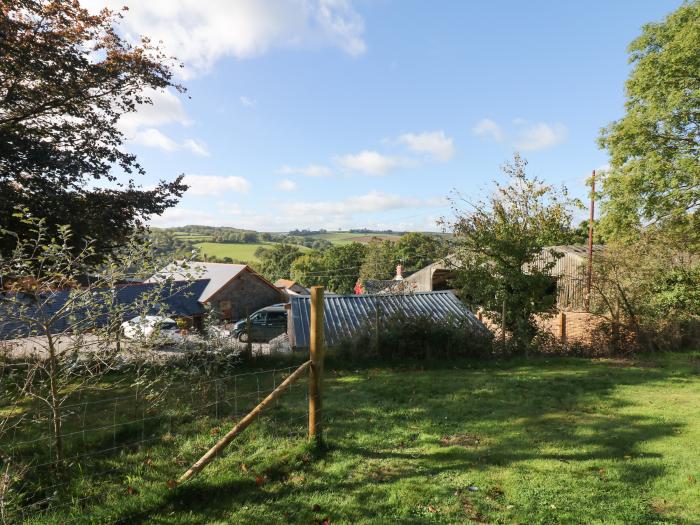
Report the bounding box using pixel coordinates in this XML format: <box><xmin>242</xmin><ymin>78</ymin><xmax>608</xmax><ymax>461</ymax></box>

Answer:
<box><xmin>194</xmin><ymin>242</ymin><xmax>311</xmax><ymax>262</ymax></box>
<box><xmin>194</xmin><ymin>241</ymin><xmax>272</xmax><ymax>262</ymax></box>
<box><xmin>311</xmin><ymin>232</ymin><xmax>404</xmax><ymax>245</ymax></box>
<box><xmin>22</xmin><ymin>352</ymin><xmax>700</xmax><ymax>524</ymax></box>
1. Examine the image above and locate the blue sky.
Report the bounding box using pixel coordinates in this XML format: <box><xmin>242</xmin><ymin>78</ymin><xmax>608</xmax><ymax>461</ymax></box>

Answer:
<box><xmin>88</xmin><ymin>0</ymin><xmax>683</xmax><ymax>232</ymax></box>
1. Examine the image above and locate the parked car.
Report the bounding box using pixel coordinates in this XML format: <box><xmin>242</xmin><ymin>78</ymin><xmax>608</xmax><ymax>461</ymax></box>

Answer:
<box><xmin>231</xmin><ymin>304</ymin><xmax>287</xmax><ymax>343</ymax></box>
<box><xmin>120</xmin><ymin>315</ymin><xmax>184</xmax><ymax>345</ymax></box>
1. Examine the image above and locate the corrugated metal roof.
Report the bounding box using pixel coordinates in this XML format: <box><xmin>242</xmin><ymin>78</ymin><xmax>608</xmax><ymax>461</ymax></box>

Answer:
<box><xmin>289</xmin><ymin>291</ymin><xmax>487</xmax><ymax>349</ymax></box>
<box><xmin>147</xmin><ymin>261</ymin><xmax>247</xmax><ymax>302</ymax></box>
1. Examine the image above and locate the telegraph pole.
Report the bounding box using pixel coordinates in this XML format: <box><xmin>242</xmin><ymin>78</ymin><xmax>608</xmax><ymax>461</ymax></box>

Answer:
<box><xmin>585</xmin><ymin>170</ymin><xmax>595</xmax><ymax>312</ymax></box>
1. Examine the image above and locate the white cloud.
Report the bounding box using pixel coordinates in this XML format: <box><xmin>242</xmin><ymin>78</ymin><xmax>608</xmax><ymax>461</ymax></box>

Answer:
<box><xmin>182</xmin><ymin>175</ymin><xmax>251</xmax><ymax>196</ymax></box>
<box><xmin>397</xmin><ymin>130</ymin><xmax>454</xmax><ymax>161</ymax></box>
<box><xmin>83</xmin><ymin>0</ymin><xmax>366</xmax><ymax>79</ymax></box>
<box><xmin>118</xmin><ymin>88</ymin><xmax>190</xmax><ymax>132</ymax></box>
<box><xmin>473</xmin><ymin>118</ymin><xmax>568</xmax><ymax>151</ymax></box>
<box><xmin>118</xmin><ymin>88</ymin><xmax>207</xmax><ymax>155</ymax></box>
<box><xmin>150</xmin><ymin>208</ymin><xmax>217</xmax><ymax>227</ymax></box>
<box><xmin>472</xmin><ymin>118</ymin><xmax>504</xmax><ymax>142</ymax></box>
<box><xmin>132</xmin><ymin>128</ymin><xmax>179</xmax><ymax>152</ymax></box>
<box><xmin>278</xmin><ymin>164</ymin><xmax>333</xmax><ymax>177</ymax></box>
<box><xmin>182</xmin><ymin>138</ymin><xmax>210</xmax><ymax>157</ymax></box>
<box><xmin>514</xmin><ymin>122</ymin><xmax>567</xmax><ymax>151</ymax></box>
<box><xmin>283</xmin><ymin>191</ymin><xmax>445</xmax><ymax>216</ymax></box>
<box><xmin>277</xmin><ymin>179</ymin><xmax>298</xmax><ymax>191</ymax></box>
<box><xmin>239</xmin><ymin>96</ymin><xmax>256</xmax><ymax>108</ymax></box>
<box><xmin>335</xmin><ymin>150</ymin><xmax>409</xmax><ymax>175</ymax></box>
<box><xmin>150</xmin><ymin>192</ymin><xmax>447</xmax><ymax>230</ymax></box>
<box><xmin>314</xmin><ymin>0</ymin><xmax>366</xmax><ymax>56</ymax></box>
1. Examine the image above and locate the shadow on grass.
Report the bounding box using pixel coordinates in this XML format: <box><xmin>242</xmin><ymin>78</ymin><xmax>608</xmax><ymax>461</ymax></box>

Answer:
<box><xmin>110</xmin><ymin>356</ymin><xmax>694</xmax><ymax>524</ymax></box>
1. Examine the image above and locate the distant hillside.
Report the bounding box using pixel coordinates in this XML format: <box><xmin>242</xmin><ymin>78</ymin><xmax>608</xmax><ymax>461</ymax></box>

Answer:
<box><xmin>149</xmin><ymin>226</ymin><xmax>447</xmax><ymax>264</ymax></box>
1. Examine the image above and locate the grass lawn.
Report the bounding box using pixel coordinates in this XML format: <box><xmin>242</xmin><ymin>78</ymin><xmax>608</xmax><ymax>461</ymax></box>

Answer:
<box><xmin>19</xmin><ymin>353</ymin><xmax>700</xmax><ymax>524</ymax></box>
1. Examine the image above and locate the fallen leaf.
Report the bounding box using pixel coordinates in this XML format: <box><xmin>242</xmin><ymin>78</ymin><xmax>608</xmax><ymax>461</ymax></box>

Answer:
<box><xmin>211</xmin><ymin>427</ymin><xmax>220</xmax><ymax>436</ymax></box>
<box><xmin>126</xmin><ymin>486</ymin><xmax>138</xmax><ymax>495</ymax></box>
<box><xmin>427</xmin><ymin>504</ymin><xmax>438</xmax><ymax>513</ymax></box>
<box><xmin>240</xmin><ymin>463</ymin><xmax>249</xmax><ymax>473</ymax></box>
<box><xmin>255</xmin><ymin>475</ymin><xmax>266</xmax><ymax>486</ymax></box>
<box><xmin>689</xmin><ymin>475</ymin><xmax>697</xmax><ymax>485</ymax></box>
<box><xmin>166</xmin><ymin>479</ymin><xmax>177</xmax><ymax>490</ymax></box>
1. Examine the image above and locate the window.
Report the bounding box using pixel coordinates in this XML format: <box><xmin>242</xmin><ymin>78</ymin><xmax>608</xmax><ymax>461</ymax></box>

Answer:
<box><xmin>267</xmin><ymin>311</ymin><xmax>286</xmax><ymax>325</ymax></box>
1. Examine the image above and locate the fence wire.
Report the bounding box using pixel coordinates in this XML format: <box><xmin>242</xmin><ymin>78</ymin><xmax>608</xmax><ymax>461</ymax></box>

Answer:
<box><xmin>0</xmin><ymin>364</ymin><xmax>310</xmax><ymax>524</ymax></box>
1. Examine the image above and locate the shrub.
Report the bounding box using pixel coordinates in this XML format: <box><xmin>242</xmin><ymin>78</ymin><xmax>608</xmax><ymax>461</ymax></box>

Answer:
<box><xmin>336</xmin><ymin>312</ymin><xmax>492</xmax><ymax>361</ymax></box>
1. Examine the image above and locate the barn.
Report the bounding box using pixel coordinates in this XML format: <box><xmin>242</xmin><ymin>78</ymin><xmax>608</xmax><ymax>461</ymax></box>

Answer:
<box><xmin>147</xmin><ymin>262</ymin><xmax>284</xmax><ymax>321</ymax></box>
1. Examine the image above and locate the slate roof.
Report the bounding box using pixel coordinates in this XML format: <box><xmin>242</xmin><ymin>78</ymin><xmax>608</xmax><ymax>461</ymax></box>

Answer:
<box><xmin>289</xmin><ymin>291</ymin><xmax>487</xmax><ymax>349</ymax></box>
<box><xmin>147</xmin><ymin>261</ymin><xmax>248</xmax><ymax>302</ymax></box>
<box><xmin>0</xmin><ymin>280</ymin><xmax>209</xmax><ymax>340</ymax></box>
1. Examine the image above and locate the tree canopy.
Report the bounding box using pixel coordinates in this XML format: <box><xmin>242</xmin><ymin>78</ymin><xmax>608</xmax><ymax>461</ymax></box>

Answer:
<box><xmin>443</xmin><ymin>154</ymin><xmax>578</xmax><ymax>350</ymax></box>
<box><xmin>598</xmin><ymin>1</ymin><xmax>700</xmax><ymax>240</ymax></box>
<box><xmin>0</xmin><ymin>0</ymin><xmax>186</xmax><ymax>259</ymax></box>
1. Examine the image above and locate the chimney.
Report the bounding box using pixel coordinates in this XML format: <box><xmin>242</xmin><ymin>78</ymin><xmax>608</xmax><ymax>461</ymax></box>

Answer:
<box><xmin>394</xmin><ymin>264</ymin><xmax>404</xmax><ymax>281</ymax></box>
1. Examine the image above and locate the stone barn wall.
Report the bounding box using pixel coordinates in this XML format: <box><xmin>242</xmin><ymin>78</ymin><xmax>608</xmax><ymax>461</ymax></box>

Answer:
<box><xmin>210</xmin><ymin>270</ymin><xmax>284</xmax><ymax>321</ymax></box>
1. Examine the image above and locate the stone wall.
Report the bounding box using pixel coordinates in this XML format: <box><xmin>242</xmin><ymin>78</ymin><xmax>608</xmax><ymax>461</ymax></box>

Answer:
<box><xmin>211</xmin><ymin>270</ymin><xmax>284</xmax><ymax>321</ymax></box>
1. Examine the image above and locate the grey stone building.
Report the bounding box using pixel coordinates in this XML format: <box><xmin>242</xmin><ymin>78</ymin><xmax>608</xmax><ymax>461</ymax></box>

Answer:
<box><xmin>147</xmin><ymin>262</ymin><xmax>284</xmax><ymax>321</ymax></box>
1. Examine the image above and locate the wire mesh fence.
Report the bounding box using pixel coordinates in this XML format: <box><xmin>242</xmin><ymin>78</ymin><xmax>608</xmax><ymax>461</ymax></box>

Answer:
<box><xmin>0</xmin><ymin>363</ymin><xmax>310</xmax><ymax>524</ymax></box>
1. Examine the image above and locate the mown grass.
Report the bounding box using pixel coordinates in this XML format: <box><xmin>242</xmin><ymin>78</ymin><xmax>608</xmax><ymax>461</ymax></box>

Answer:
<box><xmin>16</xmin><ymin>352</ymin><xmax>700</xmax><ymax>524</ymax></box>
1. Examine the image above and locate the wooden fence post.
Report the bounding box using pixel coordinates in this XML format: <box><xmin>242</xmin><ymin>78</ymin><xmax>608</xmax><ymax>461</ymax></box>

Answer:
<box><xmin>559</xmin><ymin>311</ymin><xmax>567</xmax><ymax>345</ymax></box>
<box><xmin>309</xmin><ymin>286</ymin><xmax>324</xmax><ymax>445</ymax></box>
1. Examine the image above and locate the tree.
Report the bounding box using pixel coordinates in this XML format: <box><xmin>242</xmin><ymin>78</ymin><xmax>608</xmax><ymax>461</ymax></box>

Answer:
<box><xmin>290</xmin><ymin>252</ymin><xmax>327</xmax><ymax>288</ymax></box>
<box><xmin>322</xmin><ymin>243</ymin><xmax>367</xmax><ymax>294</ymax></box>
<box><xmin>359</xmin><ymin>238</ymin><xmax>398</xmax><ymax>280</ymax></box>
<box><xmin>0</xmin><ymin>0</ymin><xmax>187</xmax><ymax>260</ymax></box>
<box><xmin>291</xmin><ymin>243</ymin><xmax>367</xmax><ymax>294</ymax></box>
<box><xmin>255</xmin><ymin>244</ymin><xmax>304</xmax><ymax>282</ymax></box>
<box><xmin>0</xmin><ymin>212</ymin><xmax>181</xmax><ymax>463</ymax></box>
<box><xmin>590</xmin><ymin>231</ymin><xmax>700</xmax><ymax>353</ymax></box>
<box><xmin>598</xmin><ymin>1</ymin><xmax>700</xmax><ymax>241</ymax></box>
<box><xmin>442</xmin><ymin>154</ymin><xmax>578</xmax><ymax>351</ymax></box>
<box><xmin>395</xmin><ymin>232</ymin><xmax>448</xmax><ymax>272</ymax></box>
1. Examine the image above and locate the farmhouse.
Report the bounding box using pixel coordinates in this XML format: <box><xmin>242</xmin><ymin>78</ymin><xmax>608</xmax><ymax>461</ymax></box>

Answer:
<box><xmin>287</xmin><ymin>290</ymin><xmax>487</xmax><ymax>350</ymax></box>
<box><xmin>147</xmin><ymin>262</ymin><xmax>284</xmax><ymax>321</ymax></box>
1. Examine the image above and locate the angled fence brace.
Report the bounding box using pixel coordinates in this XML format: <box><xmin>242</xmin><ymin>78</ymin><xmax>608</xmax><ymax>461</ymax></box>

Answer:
<box><xmin>177</xmin><ymin>360</ymin><xmax>312</xmax><ymax>484</ymax></box>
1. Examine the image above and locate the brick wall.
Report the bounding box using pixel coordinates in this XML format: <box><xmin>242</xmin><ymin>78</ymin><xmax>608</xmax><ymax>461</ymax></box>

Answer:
<box><xmin>477</xmin><ymin>310</ymin><xmax>604</xmax><ymax>347</ymax></box>
<box><xmin>536</xmin><ymin>311</ymin><xmax>603</xmax><ymax>346</ymax></box>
